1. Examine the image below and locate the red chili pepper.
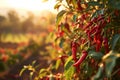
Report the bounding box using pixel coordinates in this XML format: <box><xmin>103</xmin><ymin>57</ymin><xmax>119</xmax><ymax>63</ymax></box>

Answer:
<box><xmin>0</xmin><ymin>48</ymin><xmax>5</xmax><ymax>54</ymax></box>
<box><xmin>56</xmin><ymin>24</ymin><xmax>65</xmax><ymax>38</ymax></box>
<box><xmin>64</xmin><ymin>22</ymin><xmax>71</xmax><ymax>32</ymax></box>
<box><xmin>88</xmin><ymin>32</ymin><xmax>92</xmax><ymax>41</ymax></box>
<box><xmin>56</xmin><ymin>31</ymin><xmax>64</xmax><ymax>38</ymax></box>
<box><xmin>91</xmin><ymin>17</ymin><xmax>98</xmax><ymax>23</ymax></box>
<box><xmin>78</xmin><ymin>23</ymin><xmax>84</xmax><ymax>28</ymax></box>
<box><xmin>95</xmin><ymin>34</ymin><xmax>103</xmax><ymax>52</ymax></box>
<box><xmin>83</xmin><ymin>22</ymin><xmax>93</xmax><ymax>30</ymax></box>
<box><xmin>57</xmin><ymin>24</ymin><xmax>61</xmax><ymax>32</ymax></box>
<box><xmin>95</xmin><ymin>24</ymin><xmax>102</xmax><ymax>35</ymax></box>
<box><xmin>93</xmin><ymin>35</ymin><xmax>97</xmax><ymax>43</ymax></box>
<box><xmin>81</xmin><ymin>14</ymin><xmax>86</xmax><ymax>20</ymax></box>
<box><xmin>81</xmin><ymin>38</ymin><xmax>86</xmax><ymax>44</ymax></box>
<box><xmin>73</xmin><ymin>50</ymin><xmax>88</xmax><ymax>67</ymax></box>
<box><xmin>103</xmin><ymin>37</ymin><xmax>109</xmax><ymax>54</ymax></box>
<box><xmin>97</xmin><ymin>15</ymin><xmax>104</xmax><ymax>21</ymax></box>
<box><xmin>115</xmin><ymin>10</ymin><xmax>119</xmax><ymax>16</ymax></box>
<box><xmin>58</xmin><ymin>55</ymin><xmax>68</xmax><ymax>65</ymax></box>
<box><xmin>46</xmin><ymin>76</ymin><xmax>49</xmax><ymax>80</ymax></box>
<box><xmin>100</xmin><ymin>20</ymin><xmax>107</xmax><ymax>28</ymax></box>
<box><xmin>1</xmin><ymin>54</ymin><xmax>8</xmax><ymax>62</ymax></box>
<box><xmin>71</xmin><ymin>41</ymin><xmax>78</xmax><ymax>62</ymax></box>
<box><xmin>107</xmin><ymin>16</ymin><xmax>111</xmax><ymax>23</ymax></box>
<box><xmin>89</xmin><ymin>25</ymin><xmax>98</xmax><ymax>35</ymax></box>
<box><xmin>77</xmin><ymin>0</ymin><xmax>83</xmax><ymax>11</ymax></box>
<box><xmin>96</xmin><ymin>40</ymin><xmax>101</xmax><ymax>52</ymax></box>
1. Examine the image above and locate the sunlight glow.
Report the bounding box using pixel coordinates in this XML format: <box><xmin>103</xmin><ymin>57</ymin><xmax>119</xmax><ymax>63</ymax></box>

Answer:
<box><xmin>0</xmin><ymin>0</ymin><xmax>56</xmax><ymax>13</ymax></box>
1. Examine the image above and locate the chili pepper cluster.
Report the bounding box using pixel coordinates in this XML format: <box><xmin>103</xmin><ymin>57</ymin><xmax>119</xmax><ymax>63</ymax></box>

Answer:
<box><xmin>86</xmin><ymin>15</ymin><xmax>110</xmax><ymax>53</ymax></box>
<box><xmin>69</xmin><ymin>14</ymin><xmax>111</xmax><ymax>72</ymax></box>
<box><xmin>56</xmin><ymin>14</ymin><xmax>110</xmax><ymax>73</ymax></box>
<box><xmin>55</xmin><ymin>0</ymin><xmax>120</xmax><ymax>77</ymax></box>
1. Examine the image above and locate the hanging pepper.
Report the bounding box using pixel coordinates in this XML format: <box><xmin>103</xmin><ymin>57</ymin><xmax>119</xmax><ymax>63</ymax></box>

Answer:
<box><xmin>83</xmin><ymin>22</ymin><xmax>93</xmax><ymax>30</ymax></box>
<box><xmin>96</xmin><ymin>40</ymin><xmax>102</xmax><ymax>52</ymax></box>
<box><xmin>107</xmin><ymin>16</ymin><xmax>111</xmax><ymax>23</ymax></box>
<box><xmin>95</xmin><ymin>34</ymin><xmax>103</xmax><ymax>52</ymax></box>
<box><xmin>97</xmin><ymin>15</ymin><xmax>104</xmax><ymax>21</ymax></box>
<box><xmin>56</xmin><ymin>23</ymin><xmax>64</xmax><ymax>38</ymax></box>
<box><xmin>87</xmin><ymin>32</ymin><xmax>93</xmax><ymax>41</ymax></box>
<box><xmin>64</xmin><ymin>22</ymin><xmax>71</xmax><ymax>32</ymax></box>
<box><xmin>103</xmin><ymin>37</ymin><xmax>109</xmax><ymax>54</ymax></box>
<box><xmin>56</xmin><ymin>31</ymin><xmax>64</xmax><ymax>38</ymax></box>
<box><xmin>100</xmin><ymin>19</ymin><xmax>107</xmax><ymax>28</ymax></box>
<box><xmin>71</xmin><ymin>41</ymin><xmax>78</xmax><ymax>62</ymax></box>
<box><xmin>114</xmin><ymin>10</ymin><xmax>119</xmax><ymax>16</ymax></box>
<box><xmin>77</xmin><ymin>0</ymin><xmax>83</xmax><ymax>11</ymax></box>
<box><xmin>58</xmin><ymin>55</ymin><xmax>68</xmax><ymax>65</ymax></box>
<box><xmin>88</xmin><ymin>25</ymin><xmax>98</xmax><ymax>35</ymax></box>
<box><xmin>73</xmin><ymin>50</ymin><xmax>88</xmax><ymax>67</ymax></box>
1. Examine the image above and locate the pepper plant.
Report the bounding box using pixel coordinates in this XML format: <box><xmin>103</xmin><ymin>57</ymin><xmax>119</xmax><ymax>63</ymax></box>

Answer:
<box><xmin>54</xmin><ymin>0</ymin><xmax>120</xmax><ymax>80</ymax></box>
<box><xmin>20</xmin><ymin>0</ymin><xmax>120</xmax><ymax>80</ymax></box>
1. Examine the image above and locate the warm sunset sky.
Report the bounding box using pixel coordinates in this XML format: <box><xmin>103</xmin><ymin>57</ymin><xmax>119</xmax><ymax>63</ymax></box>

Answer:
<box><xmin>0</xmin><ymin>0</ymin><xmax>57</xmax><ymax>13</ymax></box>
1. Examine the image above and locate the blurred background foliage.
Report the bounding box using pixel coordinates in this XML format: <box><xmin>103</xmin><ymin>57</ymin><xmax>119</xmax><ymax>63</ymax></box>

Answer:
<box><xmin>0</xmin><ymin>8</ymin><xmax>57</xmax><ymax>79</ymax></box>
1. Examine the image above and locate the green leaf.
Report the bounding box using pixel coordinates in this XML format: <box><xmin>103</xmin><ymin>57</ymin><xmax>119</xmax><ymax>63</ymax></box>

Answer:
<box><xmin>66</xmin><ymin>0</ymin><xmax>71</xmax><ymax>4</ymax></box>
<box><xmin>30</xmin><ymin>72</ymin><xmax>33</xmax><ymax>80</ymax></box>
<box><xmin>103</xmin><ymin>51</ymin><xmax>120</xmax><ymax>77</ymax></box>
<box><xmin>83</xmin><ymin>62</ymin><xmax>94</xmax><ymax>77</ymax></box>
<box><xmin>73</xmin><ymin>14</ymin><xmax>78</xmax><ymax>22</ymax></box>
<box><xmin>54</xmin><ymin>2</ymin><xmax>61</xmax><ymax>9</ymax></box>
<box><xmin>88</xmin><ymin>51</ymin><xmax>103</xmax><ymax>59</ymax></box>
<box><xmin>19</xmin><ymin>68</ymin><xmax>26</xmax><ymax>76</ymax></box>
<box><xmin>64</xmin><ymin>66</ymin><xmax>75</xmax><ymax>80</ymax></box>
<box><xmin>31</xmin><ymin>60</ymin><xmax>36</xmax><ymax>66</ymax></box>
<box><xmin>93</xmin><ymin>64</ymin><xmax>104</xmax><ymax>80</ymax></box>
<box><xmin>55</xmin><ymin>59</ymin><xmax>61</xmax><ymax>69</ymax></box>
<box><xmin>108</xmin><ymin>0</ymin><xmax>120</xmax><ymax>10</ymax></box>
<box><xmin>71</xmin><ymin>0</ymin><xmax>77</xmax><ymax>8</ymax></box>
<box><xmin>105</xmin><ymin>59</ymin><xmax>116</xmax><ymax>77</ymax></box>
<box><xmin>91</xmin><ymin>9</ymin><xmax>104</xmax><ymax>19</ymax></box>
<box><xmin>59</xmin><ymin>38</ymin><xmax>65</xmax><ymax>48</ymax></box>
<box><xmin>39</xmin><ymin>69</ymin><xmax>47</xmax><ymax>78</ymax></box>
<box><xmin>64</xmin><ymin>56</ymin><xmax>73</xmax><ymax>71</ymax></box>
<box><xmin>56</xmin><ymin>10</ymin><xmax>66</xmax><ymax>26</ymax></box>
<box><xmin>49</xmin><ymin>74</ymin><xmax>54</xmax><ymax>80</ymax></box>
<box><xmin>39</xmin><ymin>68</ymin><xmax>47</xmax><ymax>74</ymax></box>
<box><xmin>88</xmin><ymin>1</ymin><xmax>101</xmax><ymax>7</ymax></box>
<box><xmin>64</xmin><ymin>57</ymin><xmax>75</xmax><ymax>79</ymax></box>
<box><xmin>111</xmin><ymin>34</ymin><xmax>120</xmax><ymax>50</ymax></box>
<box><xmin>0</xmin><ymin>61</ymin><xmax>6</xmax><ymax>72</ymax></box>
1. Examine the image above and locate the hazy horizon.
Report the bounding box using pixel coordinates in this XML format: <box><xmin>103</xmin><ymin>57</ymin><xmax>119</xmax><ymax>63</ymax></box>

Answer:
<box><xmin>0</xmin><ymin>0</ymin><xmax>57</xmax><ymax>15</ymax></box>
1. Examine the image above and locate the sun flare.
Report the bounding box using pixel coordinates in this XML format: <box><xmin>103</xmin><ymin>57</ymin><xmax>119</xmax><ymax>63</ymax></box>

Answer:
<box><xmin>0</xmin><ymin>0</ymin><xmax>56</xmax><ymax>13</ymax></box>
